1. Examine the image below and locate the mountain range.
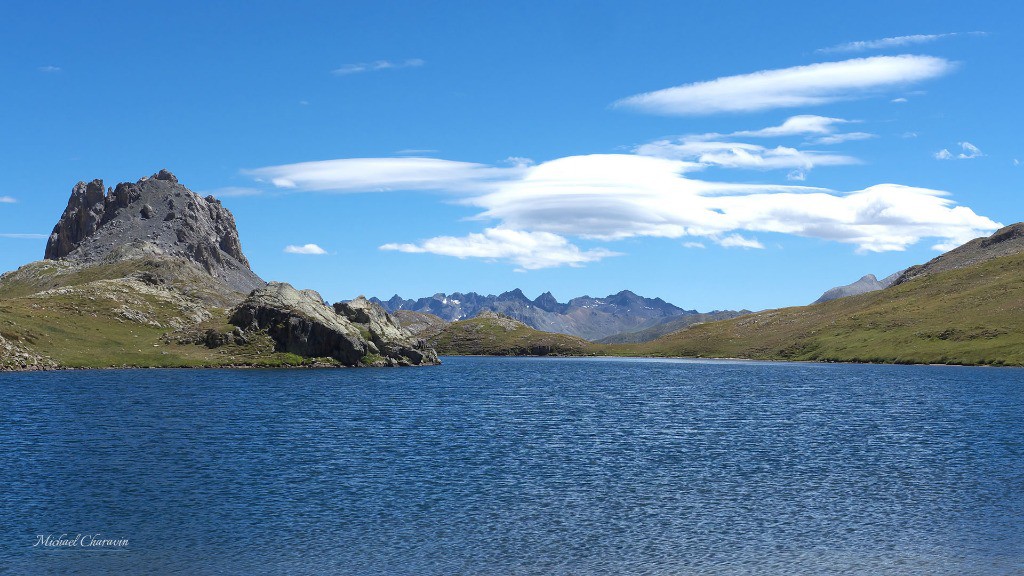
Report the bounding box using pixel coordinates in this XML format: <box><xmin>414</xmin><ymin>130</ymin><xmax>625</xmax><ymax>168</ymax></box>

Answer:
<box><xmin>372</xmin><ymin>290</ymin><xmax>745</xmax><ymax>341</ymax></box>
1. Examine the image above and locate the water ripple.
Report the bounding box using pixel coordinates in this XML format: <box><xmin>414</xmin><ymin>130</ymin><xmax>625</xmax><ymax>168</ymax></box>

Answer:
<box><xmin>1</xmin><ymin>358</ymin><xmax>1022</xmax><ymax>575</ymax></box>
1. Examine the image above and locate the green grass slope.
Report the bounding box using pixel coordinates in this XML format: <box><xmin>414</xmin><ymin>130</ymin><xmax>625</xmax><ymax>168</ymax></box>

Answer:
<box><xmin>0</xmin><ymin>258</ymin><xmax>340</xmax><ymax>370</ymax></box>
<box><xmin>622</xmin><ymin>251</ymin><xmax>1024</xmax><ymax>366</ymax></box>
<box><xmin>431</xmin><ymin>313</ymin><xmax>602</xmax><ymax>356</ymax></box>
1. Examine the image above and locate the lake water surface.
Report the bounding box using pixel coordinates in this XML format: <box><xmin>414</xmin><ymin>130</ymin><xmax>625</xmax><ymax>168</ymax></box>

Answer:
<box><xmin>2</xmin><ymin>357</ymin><xmax>1022</xmax><ymax>575</ymax></box>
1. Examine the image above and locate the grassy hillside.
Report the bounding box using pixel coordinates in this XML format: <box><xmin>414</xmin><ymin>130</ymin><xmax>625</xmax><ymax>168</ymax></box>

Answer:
<box><xmin>617</xmin><ymin>251</ymin><xmax>1024</xmax><ymax>366</ymax></box>
<box><xmin>596</xmin><ymin>310</ymin><xmax>751</xmax><ymax>344</ymax></box>
<box><xmin>430</xmin><ymin>313</ymin><xmax>602</xmax><ymax>356</ymax></box>
<box><xmin>0</xmin><ymin>259</ymin><xmax>340</xmax><ymax>369</ymax></box>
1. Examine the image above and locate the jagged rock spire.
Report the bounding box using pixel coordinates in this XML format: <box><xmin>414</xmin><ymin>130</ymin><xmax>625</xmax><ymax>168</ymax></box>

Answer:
<box><xmin>45</xmin><ymin>170</ymin><xmax>264</xmax><ymax>293</ymax></box>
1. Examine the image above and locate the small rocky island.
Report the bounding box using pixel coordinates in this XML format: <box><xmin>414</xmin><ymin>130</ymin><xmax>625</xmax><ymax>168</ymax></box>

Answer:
<box><xmin>0</xmin><ymin>170</ymin><xmax>438</xmax><ymax>370</ymax></box>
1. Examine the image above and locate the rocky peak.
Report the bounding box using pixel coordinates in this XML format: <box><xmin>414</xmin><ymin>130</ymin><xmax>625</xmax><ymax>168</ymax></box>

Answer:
<box><xmin>533</xmin><ymin>291</ymin><xmax>563</xmax><ymax>313</ymax></box>
<box><xmin>498</xmin><ymin>288</ymin><xmax>530</xmax><ymax>302</ymax></box>
<box><xmin>44</xmin><ymin>170</ymin><xmax>263</xmax><ymax>294</ymax></box>
<box><xmin>154</xmin><ymin>169</ymin><xmax>178</xmax><ymax>182</ymax></box>
<box><xmin>607</xmin><ymin>290</ymin><xmax>641</xmax><ymax>306</ymax></box>
<box><xmin>812</xmin><ymin>272</ymin><xmax>896</xmax><ymax>304</ymax></box>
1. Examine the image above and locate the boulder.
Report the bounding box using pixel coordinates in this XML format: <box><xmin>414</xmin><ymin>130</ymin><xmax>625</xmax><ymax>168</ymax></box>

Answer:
<box><xmin>229</xmin><ymin>282</ymin><xmax>439</xmax><ymax>367</ymax></box>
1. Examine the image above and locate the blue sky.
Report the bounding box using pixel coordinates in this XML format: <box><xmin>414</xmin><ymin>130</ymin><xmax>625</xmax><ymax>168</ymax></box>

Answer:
<box><xmin>1</xmin><ymin>1</ymin><xmax>1021</xmax><ymax>311</ymax></box>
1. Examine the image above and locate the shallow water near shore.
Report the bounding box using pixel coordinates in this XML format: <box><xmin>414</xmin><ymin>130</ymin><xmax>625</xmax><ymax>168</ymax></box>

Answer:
<box><xmin>3</xmin><ymin>356</ymin><xmax>1022</xmax><ymax>575</ymax></box>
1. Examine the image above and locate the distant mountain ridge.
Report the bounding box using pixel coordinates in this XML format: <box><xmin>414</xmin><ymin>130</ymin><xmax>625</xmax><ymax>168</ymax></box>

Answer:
<box><xmin>372</xmin><ymin>289</ymin><xmax>721</xmax><ymax>341</ymax></box>
<box><xmin>812</xmin><ymin>271</ymin><xmax>902</xmax><ymax>305</ymax></box>
<box><xmin>596</xmin><ymin>309</ymin><xmax>752</xmax><ymax>344</ymax></box>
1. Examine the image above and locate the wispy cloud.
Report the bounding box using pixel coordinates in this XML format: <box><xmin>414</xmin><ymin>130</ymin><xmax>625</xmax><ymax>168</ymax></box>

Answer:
<box><xmin>246</xmin><ymin>157</ymin><xmax>525</xmax><ymax>193</ymax></box>
<box><xmin>381</xmin><ymin>228</ymin><xmax>619</xmax><ymax>270</ymax></box>
<box><xmin>615</xmin><ymin>55</ymin><xmax>954</xmax><ymax>115</ymax></box>
<box><xmin>395</xmin><ymin>149</ymin><xmax>439</xmax><ymax>156</ymax></box>
<box><xmin>957</xmin><ymin>141</ymin><xmax>983</xmax><ymax>159</ymax></box>
<box><xmin>638</xmin><ymin>140</ymin><xmax>859</xmax><ymax>171</ymax></box>
<box><xmin>284</xmin><ymin>243</ymin><xmax>328</xmax><ymax>255</ymax></box>
<box><xmin>716</xmin><ymin>234</ymin><xmax>764</xmax><ymax>249</ymax></box>
<box><xmin>200</xmin><ymin>186</ymin><xmax>264</xmax><ymax>198</ymax></box>
<box><xmin>0</xmin><ymin>196</ymin><xmax>16</xmax><ymax>203</ymax></box>
<box><xmin>332</xmin><ymin>58</ymin><xmax>424</xmax><ymax>76</ymax></box>
<box><xmin>729</xmin><ymin>115</ymin><xmax>851</xmax><ymax>138</ymax></box>
<box><xmin>818</xmin><ymin>32</ymin><xmax>985</xmax><ymax>54</ymax></box>
<box><xmin>809</xmin><ymin>132</ymin><xmax>875</xmax><ymax>145</ymax></box>
<box><xmin>37</xmin><ymin>65</ymin><xmax>61</xmax><ymax>73</ymax></box>
<box><xmin>935</xmin><ymin>141</ymin><xmax>983</xmax><ymax>160</ymax></box>
<box><xmin>0</xmin><ymin>233</ymin><xmax>47</xmax><ymax>239</ymax></box>
<box><xmin>252</xmin><ymin>152</ymin><xmax>999</xmax><ymax>268</ymax></box>
<box><xmin>661</xmin><ymin>115</ymin><xmax>875</xmax><ymax>149</ymax></box>
<box><xmin>892</xmin><ymin>97</ymin><xmax>909</xmax><ymax>103</ymax></box>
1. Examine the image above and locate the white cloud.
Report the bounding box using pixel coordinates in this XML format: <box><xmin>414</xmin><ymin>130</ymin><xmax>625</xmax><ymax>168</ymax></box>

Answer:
<box><xmin>473</xmin><ymin>154</ymin><xmax>998</xmax><ymax>252</ymax></box>
<box><xmin>245</xmin><ymin>157</ymin><xmax>524</xmax><ymax>193</ymax></box>
<box><xmin>716</xmin><ymin>234</ymin><xmax>764</xmax><ymax>249</ymax></box>
<box><xmin>818</xmin><ymin>32</ymin><xmax>985</xmax><ymax>54</ymax></box>
<box><xmin>819</xmin><ymin>34</ymin><xmax>955</xmax><ymax>54</ymax></box>
<box><xmin>682</xmin><ymin>241</ymin><xmax>706</xmax><ymax>249</ymax></box>
<box><xmin>255</xmin><ymin>153</ymin><xmax>999</xmax><ymax>268</ymax></box>
<box><xmin>935</xmin><ymin>142</ymin><xmax>983</xmax><ymax>160</ymax></box>
<box><xmin>284</xmin><ymin>244</ymin><xmax>328</xmax><ymax>255</ymax></box>
<box><xmin>381</xmin><ymin>227</ymin><xmax>619</xmax><ymax>270</ymax></box>
<box><xmin>637</xmin><ymin>139</ymin><xmax>859</xmax><ymax>172</ymax></box>
<box><xmin>1014</xmin><ymin>159</ymin><xmax>1020</xmax><ymax>166</ymax></box>
<box><xmin>37</xmin><ymin>65</ymin><xmax>61</xmax><ymax>73</ymax></box>
<box><xmin>635</xmin><ymin>115</ymin><xmax>871</xmax><ymax>176</ymax></box>
<box><xmin>809</xmin><ymin>132</ymin><xmax>875</xmax><ymax>145</ymax></box>
<box><xmin>731</xmin><ymin>115</ymin><xmax>850</xmax><ymax>137</ymax></box>
<box><xmin>957</xmin><ymin>141</ymin><xmax>983</xmax><ymax>159</ymax></box>
<box><xmin>201</xmin><ymin>186</ymin><xmax>263</xmax><ymax>198</ymax></box>
<box><xmin>892</xmin><ymin>97</ymin><xmax>908</xmax><ymax>103</ymax></box>
<box><xmin>787</xmin><ymin>170</ymin><xmax>807</xmax><ymax>181</ymax></box>
<box><xmin>706</xmin><ymin>115</ymin><xmax>875</xmax><ymax>145</ymax></box>
<box><xmin>332</xmin><ymin>58</ymin><xmax>424</xmax><ymax>75</ymax></box>
<box><xmin>0</xmin><ymin>196</ymin><xmax>15</xmax><ymax>203</ymax></box>
<box><xmin>615</xmin><ymin>55</ymin><xmax>954</xmax><ymax>115</ymax></box>
<box><xmin>0</xmin><ymin>233</ymin><xmax>46</xmax><ymax>239</ymax></box>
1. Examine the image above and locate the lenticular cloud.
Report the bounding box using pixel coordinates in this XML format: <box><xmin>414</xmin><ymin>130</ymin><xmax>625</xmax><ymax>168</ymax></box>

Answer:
<box><xmin>253</xmin><ymin>153</ymin><xmax>1000</xmax><ymax>269</ymax></box>
<box><xmin>615</xmin><ymin>55</ymin><xmax>955</xmax><ymax>115</ymax></box>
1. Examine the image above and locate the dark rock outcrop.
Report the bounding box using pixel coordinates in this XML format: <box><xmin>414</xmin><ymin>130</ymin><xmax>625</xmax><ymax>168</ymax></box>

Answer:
<box><xmin>893</xmin><ymin>223</ymin><xmax>1024</xmax><ymax>286</ymax></box>
<box><xmin>230</xmin><ymin>282</ymin><xmax>439</xmax><ymax>367</ymax></box>
<box><xmin>45</xmin><ymin>170</ymin><xmax>263</xmax><ymax>294</ymax></box>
